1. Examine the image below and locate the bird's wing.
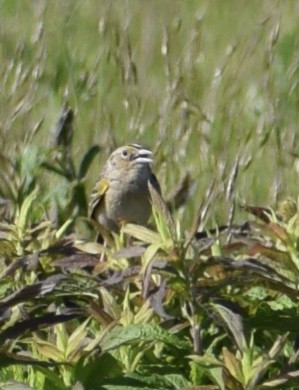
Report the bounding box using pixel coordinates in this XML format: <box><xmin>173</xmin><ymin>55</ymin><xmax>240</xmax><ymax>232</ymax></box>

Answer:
<box><xmin>89</xmin><ymin>177</ymin><xmax>109</xmax><ymax>219</ymax></box>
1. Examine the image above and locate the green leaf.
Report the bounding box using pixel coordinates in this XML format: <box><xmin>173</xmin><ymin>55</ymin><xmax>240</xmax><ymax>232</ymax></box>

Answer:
<box><xmin>41</xmin><ymin>162</ymin><xmax>68</xmax><ymax>178</ymax></box>
<box><xmin>0</xmin><ymin>239</ymin><xmax>16</xmax><ymax>258</ymax></box>
<box><xmin>99</xmin><ymin>287</ymin><xmax>122</xmax><ymax>320</ymax></box>
<box><xmin>34</xmin><ymin>366</ymin><xmax>68</xmax><ymax>390</ymax></box>
<box><xmin>222</xmin><ymin>347</ymin><xmax>244</xmax><ymax>385</ymax></box>
<box><xmin>188</xmin><ymin>354</ymin><xmax>224</xmax><ymax>369</ymax></box>
<box><xmin>122</xmin><ymin>224</ymin><xmax>161</xmax><ymax>244</ymax></box>
<box><xmin>31</xmin><ymin>339</ymin><xmax>64</xmax><ymax>361</ymax></box>
<box><xmin>247</xmin><ymin>304</ymin><xmax>299</xmax><ymax>332</ymax></box>
<box><xmin>211</xmin><ymin>303</ymin><xmax>246</xmax><ymax>352</ymax></box>
<box><xmin>247</xmin><ymin>334</ymin><xmax>289</xmax><ymax>389</ymax></box>
<box><xmin>78</xmin><ymin>145</ymin><xmax>101</xmax><ymax>179</ymax></box>
<box><xmin>148</xmin><ymin>180</ymin><xmax>176</xmax><ymax>240</ymax></box>
<box><xmin>75</xmin><ymin>353</ymin><xmax>122</xmax><ymax>387</ymax></box>
<box><xmin>74</xmin><ymin>241</ymin><xmax>106</xmax><ymax>254</ymax></box>
<box><xmin>66</xmin><ymin>318</ymin><xmax>90</xmax><ymax>360</ymax></box>
<box><xmin>71</xmin><ymin>182</ymin><xmax>88</xmax><ymax>215</ymax></box>
<box><xmin>140</xmin><ymin>242</ymin><xmax>161</xmax><ymax>275</ymax></box>
<box><xmin>55</xmin><ymin>321</ymin><xmax>68</xmax><ymax>356</ymax></box>
<box><xmin>101</xmin><ymin>324</ymin><xmax>190</xmax><ymax>353</ymax></box>
<box><xmin>15</xmin><ymin>187</ymin><xmax>38</xmax><ymax>232</ymax></box>
<box><xmin>56</xmin><ymin>218</ymin><xmax>74</xmax><ymax>240</ymax></box>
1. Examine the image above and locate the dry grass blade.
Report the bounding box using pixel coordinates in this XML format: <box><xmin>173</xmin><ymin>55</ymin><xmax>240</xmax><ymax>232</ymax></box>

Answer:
<box><xmin>148</xmin><ymin>179</ymin><xmax>176</xmax><ymax>239</ymax></box>
<box><xmin>186</xmin><ymin>180</ymin><xmax>217</xmax><ymax>247</ymax></box>
<box><xmin>225</xmin><ymin>155</ymin><xmax>240</xmax><ymax>202</ymax></box>
<box><xmin>24</xmin><ymin>117</ymin><xmax>45</xmax><ymax>145</ymax></box>
<box><xmin>166</xmin><ymin>173</ymin><xmax>195</xmax><ymax>211</ymax></box>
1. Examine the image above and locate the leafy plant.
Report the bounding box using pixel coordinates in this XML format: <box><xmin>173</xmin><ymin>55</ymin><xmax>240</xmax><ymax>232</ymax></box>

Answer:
<box><xmin>1</xmin><ymin>2</ymin><xmax>299</xmax><ymax>389</ymax></box>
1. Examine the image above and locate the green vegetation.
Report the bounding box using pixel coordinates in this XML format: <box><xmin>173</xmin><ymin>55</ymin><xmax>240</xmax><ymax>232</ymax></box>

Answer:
<box><xmin>0</xmin><ymin>1</ymin><xmax>299</xmax><ymax>389</ymax></box>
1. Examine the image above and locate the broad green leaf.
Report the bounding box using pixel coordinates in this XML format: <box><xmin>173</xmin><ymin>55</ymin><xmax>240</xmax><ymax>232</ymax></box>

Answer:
<box><xmin>122</xmin><ymin>224</ymin><xmax>161</xmax><ymax>244</ymax></box>
<box><xmin>102</xmin><ymin>373</ymin><xmax>192</xmax><ymax>390</ymax></box>
<box><xmin>222</xmin><ymin>347</ymin><xmax>244</xmax><ymax>385</ymax></box>
<box><xmin>66</xmin><ymin>318</ymin><xmax>90</xmax><ymax>360</ymax></box>
<box><xmin>133</xmin><ymin>300</ymin><xmax>153</xmax><ymax>325</ymax></box>
<box><xmin>83</xmin><ymin>322</ymin><xmax>117</xmax><ymax>353</ymax></box>
<box><xmin>188</xmin><ymin>354</ymin><xmax>224</xmax><ymax>369</ymax></box>
<box><xmin>248</xmin><ymin>305</ymin><xmax>299</xmax><ymax>332</ymax></box>
<box><xmin>75</xmin><ymin>353</ymin><xmax>122</xmax><ymax>387</ymax></box>
<box><xmin>0</xmin><ymin>239</ymin><xmax>16</xmax><ymax>258</ymax></box>
<box><xmin>99</xmin><ymin>287</ymin><xmax>122</xmax><ymax>320</ymax></box>
<box><xmin>96</xmin><ymin>372</ymin><xmax>190</xmax><ymax>390</ymax></box>
<box><xmin>140</xmin><ymin>242</ymin><xmax>161</xmax><ymax>275</ymax></box>
<box><xmin>55</xmin><ymin>321</ymin><xmax>68</xmax><ymax>356</ymax></box>
<box><xmin>74</xmin><ymin>241</ymin><xmax>106</xmax><ymax>254</ymax></box>
<box><xmin>211</xmin><ymin>303</ymin><xmax>246</xmax><ymax>352</ymax></box>
<box><xmin>33</xmin><ymin>340</ymin><xmax>64</xmax><ymax>361</ymax></box>
<box><xmin>34</xmin><ymin>366</ymin><xmax>68</xmax><ymax>390</ymax></box>
<box><xmin>101</xmin><ymin>323</ymin><xmax>190</xmax><ymax>353</ymax></box>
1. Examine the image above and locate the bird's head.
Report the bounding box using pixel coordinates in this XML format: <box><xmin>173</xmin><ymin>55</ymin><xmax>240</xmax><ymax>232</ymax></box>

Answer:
<box><xmin>108</xmin><ymin>144</ymin><xmax>153</xmax><ymax>172</ymax></box>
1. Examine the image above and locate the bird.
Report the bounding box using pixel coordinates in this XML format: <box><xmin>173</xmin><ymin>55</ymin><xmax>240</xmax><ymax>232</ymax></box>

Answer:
<box><xmin>89</xmin><ymin>143</ymin><xmax>160</xmax><ymax>233</ymax></box>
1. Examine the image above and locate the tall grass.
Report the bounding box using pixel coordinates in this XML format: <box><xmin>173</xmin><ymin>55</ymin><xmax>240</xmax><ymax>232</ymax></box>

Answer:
<box><xmin>1</xmin><ymin>1</ymin><xmax>299</xmax><ymax>388</ymax></box>
<box><xmin>1</xmin><ymin>0</ymin><xmax>298</xmax><ymax>228</ymax></box>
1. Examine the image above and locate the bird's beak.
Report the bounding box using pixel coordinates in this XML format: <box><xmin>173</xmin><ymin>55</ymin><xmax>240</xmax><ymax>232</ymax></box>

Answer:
<box><xmin>133</xmin><ymin>148</ymin><xmax>153</xmax><ymax>164</ymax></box>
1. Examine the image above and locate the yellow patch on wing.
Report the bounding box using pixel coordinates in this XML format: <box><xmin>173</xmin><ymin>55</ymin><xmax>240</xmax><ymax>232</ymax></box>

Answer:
<box><xmin>89</xmin><ymin>177</ymin><xmax>109</xmax><ymax>219</ymax></box>
<box><xmin>96</xmin><ymin>177</ymin><xmax>109</xmax><ymax>196</ymax></box>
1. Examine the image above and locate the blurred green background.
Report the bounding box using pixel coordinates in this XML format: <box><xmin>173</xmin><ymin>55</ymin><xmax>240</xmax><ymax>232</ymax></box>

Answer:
<box><xmin>1</xmin><ymin>0</ymin><xmax>299</xmax><ymax>229</ymax></box>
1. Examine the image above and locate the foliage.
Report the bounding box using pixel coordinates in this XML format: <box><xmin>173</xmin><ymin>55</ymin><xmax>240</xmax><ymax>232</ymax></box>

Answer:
<box><xmin>0</xmin><ymin>1</ymin><xmax>299</xmax><ymax>389</ymax></box>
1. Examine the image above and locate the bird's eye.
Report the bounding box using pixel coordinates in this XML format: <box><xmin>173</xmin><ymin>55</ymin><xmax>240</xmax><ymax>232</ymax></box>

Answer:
<box><xmin>121</xmin><ymin>149</ymin><xmax>128</xmax><ymax>158</ymax></box>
